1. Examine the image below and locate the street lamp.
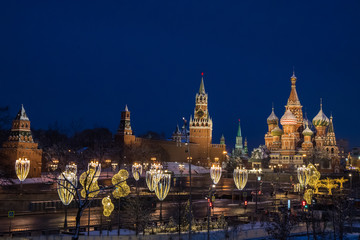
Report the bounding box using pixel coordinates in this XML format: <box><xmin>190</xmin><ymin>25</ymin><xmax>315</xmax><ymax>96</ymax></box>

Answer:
<box><xmin>349</xmin><ymin>173</ymin><xmax>353</xmax><ymax>190</ymax></box>
<box><xmin>178</xmin><ymin>163</ymin><xmax>185</xmax><ymax>191</ymax></box>
<box><xmin>57</xmin><ymin>167</ymin><xmax>77</xmax><ymax>230</ymax></box>
<box><xmin>15</xmin><ymin>157</ymin><xmax>30</xmax><ymax>193</ymax></box>
<box><xmin>111</xmin><ymin>163</ymin><xmax>118</xmax><ymax>172</ymax></box>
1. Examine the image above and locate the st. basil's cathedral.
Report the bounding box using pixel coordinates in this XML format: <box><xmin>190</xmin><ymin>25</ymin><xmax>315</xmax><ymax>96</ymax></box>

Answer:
<box><xmin>265</xmin><ymin>72</ymin><xmax>339</xmax><ymax>173</ymax></box>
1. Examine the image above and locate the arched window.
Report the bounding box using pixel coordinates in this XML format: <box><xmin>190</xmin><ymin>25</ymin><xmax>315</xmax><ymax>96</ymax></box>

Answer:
<box><xmin>331</xmin><ymin>148</ymin><xmax>334</xmax><ymax>154</ymax></box>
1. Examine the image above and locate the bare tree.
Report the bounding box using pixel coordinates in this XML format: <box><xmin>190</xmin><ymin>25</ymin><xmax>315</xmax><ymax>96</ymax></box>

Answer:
<box><xmin>265</xmin><ymin>208</ymin><xmax>298</xmax><ymax>240</ymax></box>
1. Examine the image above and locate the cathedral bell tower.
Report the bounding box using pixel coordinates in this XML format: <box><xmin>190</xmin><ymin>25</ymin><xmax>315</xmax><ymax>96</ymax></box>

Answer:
<box><xmin>189</xmin><ymin>73</ymin><xmax>213</xmax><ymax>161</ymax></box>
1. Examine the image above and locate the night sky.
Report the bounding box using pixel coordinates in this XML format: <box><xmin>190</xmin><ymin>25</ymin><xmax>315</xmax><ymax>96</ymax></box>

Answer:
<box><xmin>1</xmin><ymin>1</ymin><xmax>360</xmax><ymax>151</ymax></box>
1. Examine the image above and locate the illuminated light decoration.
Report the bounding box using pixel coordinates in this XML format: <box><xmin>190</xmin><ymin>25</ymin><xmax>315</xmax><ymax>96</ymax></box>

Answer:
<box><xmin>112</xmin><ymin>169</ymin><xmax>129</xmax><ymax>186</ymax></box>
<box><xmin>132</xmin><ymin>163</ymin><xmax>143</xmax><ymax>181</ymax></box>
<box><xmin>307</xmin><ymin>164</ymin><xmax>321</xmax><ymax>188</ymax></box>
<box><xmin>66</xmin><ymin>163</ymin><xmax>77</xmax><ymax>175</ymax></box>
<box><xmin>112</xmin><ymin>182</ymin><xmax>130</xmax><ymax>199</ymax></box>
<box><xmin>112</xmin><ymin>169</ymin><xmax>130</xmax><ymax>199</ymax></box>
<box><xmin>102</xmin><ymin>196</ymin><xmax>115</xmax><ymax>217</ymax></box>
<box><xmin>233</xmin><ymin>167</ymin><xmax>248</xmax><ymax>190</ymax></box>
<box><xmin>154</xmin><ymin>171</ymin><xmax>171</xmax><ymax>201</ymax></box>
<box><xmin>88</xmin><ymin>160</ymin><xmax>101</xmax><ymax>181</ymax></box>
<box><xmin>210</xmin><ymin>163</ymin><xmax>222</xmax><ymax>185</ymax></box>
<box><xmin>335</xmin><ymin>177</ymin><xmax>348</xmax><ymax>189</ymax></box>
<box><xmin>146</xmin><ymin>164</ymin><xmax>163</xmax><ymax>192</ymax></box>
<box><xmin>15</xmin><ymin>157</ymin><xmax>30</xmax><ymax>182</ymax></box>
<box><xmin>111</xmin><ymin>163</ymin><xmax>118</xmax><ymax>171</ymax></box>
<box><xmin>318</xmin><ymin>178</ymin><xmax>338</xmax><ymax>195</ymax></box>
<box><xmin>201</xmin><ymin>72</ymin><xmax>204</xmax><ymax>76</ymax></box>
<box><xmin>57</xmin><ymin>170</ymin><xmax>77</xmax><ymax>205</ymax></box>
<box><xmin>297</xmin><ymin>166</ymin><xmax>310</xmax><ymax>188</ymax></box>
<box><xmin>303</xmin><ymin>189</ymin><xmax>314</xmax><ymax>205</ymax></box>
<box><xmin>79</xmin><ymin>169</ymin><xmax>99</xmax><ymax>198</ymax></box>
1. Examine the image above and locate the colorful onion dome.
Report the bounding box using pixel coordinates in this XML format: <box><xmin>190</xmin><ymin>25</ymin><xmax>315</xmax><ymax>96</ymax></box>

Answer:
<box><xmin>267</xmin><ymin>107</ymin><xmax>278</xmax><ymax>125</ymax></box>
<box><xmin>302</xmin><ymin>126</ymin><xmax>313</xmax><ymax>136</ymax></box>
<box><xmin>312</xmin><ymin>100</ymin><xmax>329</xmax><ymax>127</ymax></box>
<box><xmin>280</xmin><ymin>109</ymin><xmax>297</xmax><ymax>126</ymax></box>
<box><xmin>271</xmin><ymin>126</ymin><xmax>284</xmax><ymax>136</ymax></box>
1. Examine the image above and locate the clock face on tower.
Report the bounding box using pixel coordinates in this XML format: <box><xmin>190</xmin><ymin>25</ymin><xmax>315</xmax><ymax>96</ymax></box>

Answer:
<box><xmin>197</xmin><ymin>109</ymin><xmax>204</xmax><ymax>118</ymax></box>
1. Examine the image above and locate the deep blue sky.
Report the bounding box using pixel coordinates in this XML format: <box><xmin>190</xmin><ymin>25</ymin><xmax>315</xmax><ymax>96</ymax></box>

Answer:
<box><xmin>1</xmin><ymin>1</ymin><xmax>360</xmax><ymax>151</ymax></box>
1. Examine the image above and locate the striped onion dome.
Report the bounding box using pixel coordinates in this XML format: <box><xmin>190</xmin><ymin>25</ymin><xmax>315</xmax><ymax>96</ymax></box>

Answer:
<box><xmin>312</xmin><ymin>101</ymin><xmax>329</xmax><ymax>127</ymax></box>
<box><xmin>302</xmin><ymin>126</ymin><xmax>313</xmax><ymax>136</ymax></box>
<box><xmin>280</xmin><ymin>109</ymin><xmax>297</xmax><ymax>126</ymax></box>
<box><xmin>271</xmin><ymin>126</ymin><xmax>284</xmax><ymax>136</ymax></box>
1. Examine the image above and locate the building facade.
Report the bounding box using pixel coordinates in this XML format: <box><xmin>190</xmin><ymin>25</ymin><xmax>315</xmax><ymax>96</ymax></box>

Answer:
<box><xmin>265</xmin><ymin>72</ymin><xmax>339</xmax><ymax>172</ymax></box>
<box><xmin>0</xmin><ymin>105</ymin><xmax>42</xmax><ymax>178</ymax></box>
<box><xmin>115</xmin><ymin>75</ymin><xmax>226</xmax><ymax>165</ymax></box>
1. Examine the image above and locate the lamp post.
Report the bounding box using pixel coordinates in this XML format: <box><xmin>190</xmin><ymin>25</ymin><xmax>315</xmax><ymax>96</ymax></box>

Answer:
<box><xmin>182</xmin><ymin>117</ymin><xmax>192</xmax><ymax>240</ymax></box>
<box><xmin>105</xmin><ymin>159</ymin><xmax>111</xmax><ymax>178</ymax></box>
<box><xmin>207</xmin><ymin>184</ymin><xmax>216</xmax><ymax>240</ymax></box>
<box><xmin>87</xmin><ymin>161</ymin><xmax>101</xmax><ymax>236</ymax></box>
<box><xmin>15</xmin><ymin>157</ymin><xmax>30</xmax><ymax>194</ymax></box>
<box><xmin>349</xmin><ymin>173</ymin><xmax>353</xmax><ymax>190</ymax></box>
<box><xmin>178</xmin><ymin>163</ymin><xmax>185</xmax><ymax>191</ymax></box>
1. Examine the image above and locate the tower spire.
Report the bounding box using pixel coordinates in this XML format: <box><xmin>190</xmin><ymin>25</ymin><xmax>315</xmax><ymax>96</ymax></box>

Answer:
<box><xmin>199</xmin><ymin>72</ymin><xmax>205</xmax><ymax>94</ymax></box>
<box><xmin>320</xmin><ymin>98</ymin><xmax>323</xmax><ymax>110</ymax></box>
<box><xmin>125</xmin><ymin>104</ymin><xmax>129</xmax><ymax>112</ymax></box>
<box><xmin>237</xmin><ymin>119</ymin><xmax>242</xmax><ymax>137</ymax></box>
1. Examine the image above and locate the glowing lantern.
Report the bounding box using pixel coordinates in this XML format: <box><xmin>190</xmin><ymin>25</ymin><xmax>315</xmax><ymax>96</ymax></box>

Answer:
<box><xmin>210</xmin><ymin>163</ymin><xmax>222</xmax><ymax>185</ymax></box>
<box><xmin>132</xmin><ymin>163</ymin><xmax>143</xmax><ymax>181</ymax></box>
<box><xmin>297</xmin><ymin>166</ymin><xmax>310</xmax><ymax>188</ymax></box>
<box><xmin>102</xmin><ymin>196</ymin><xmax>115</xmax><ymax>217</ymax></box>
<box><xmin>57</xmin><ymin>170</ymin><xmax>77</xmax><ymax>205</ymax></box>
<box><xmin>233</xmin><ymin>167</ymin><xmax>248</xmax><ymax>190</ymax></box>
<box><xmin>88</xmin><ymin>160</ymin><xmax>101</xmax><ymax>181</ymax></box>
<box><xmin>15</xmin><ymin>157</ymin><xmax>30</xmax><ymax>182</ymax></box>
<box><xmin>154</xmin><ymin>171</ymin><xmax>171</xmax><ymax>201</ymax></box>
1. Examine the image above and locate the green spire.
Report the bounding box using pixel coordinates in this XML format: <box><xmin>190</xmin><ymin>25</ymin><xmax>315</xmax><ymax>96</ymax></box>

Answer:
<box><xmin>220</xmin><ymin>134</ymin><xmax>225</xmax><ymax>145</ymax></box>
<box><xmin>199</xmin><ymin>73</ymin><xmax>205</xmax><ymax>94</ymax></box>
<box><xmin>237</xmin><ymin>119</ymin><xmax>242</xmax><ymax>137</ymax></box>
